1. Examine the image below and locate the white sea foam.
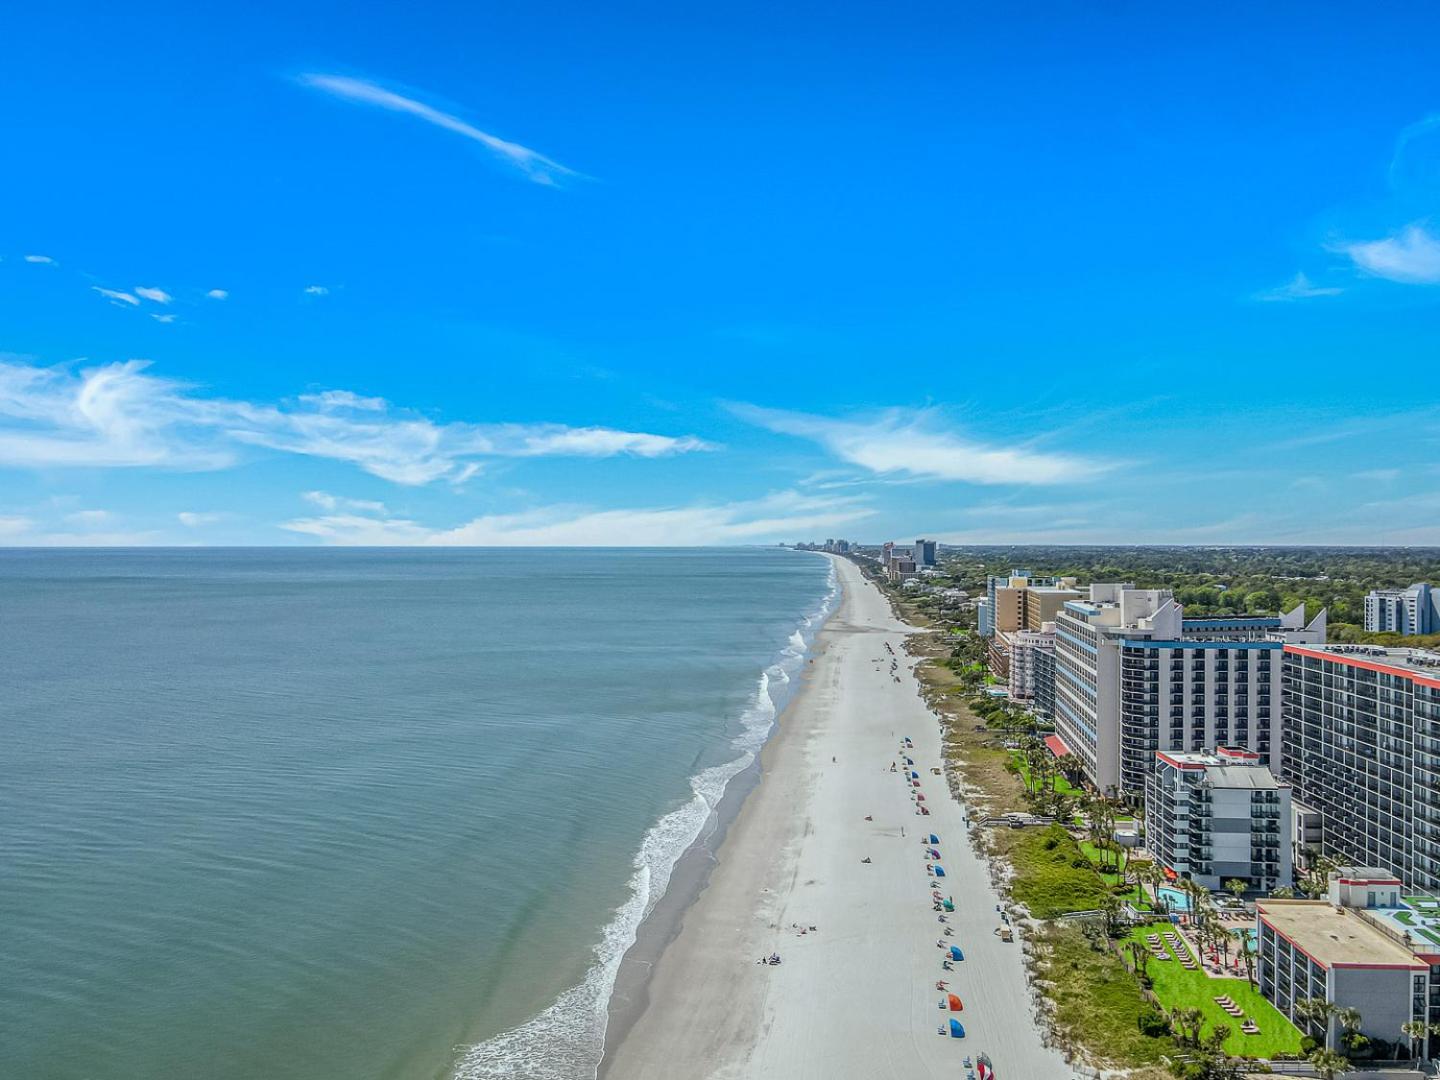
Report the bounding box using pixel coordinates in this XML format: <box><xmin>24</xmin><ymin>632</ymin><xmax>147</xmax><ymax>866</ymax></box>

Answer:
<box><xmin>453</xmin><ymin>557</ymin><xmax>839</xmax><ymax>1080</ymax></box>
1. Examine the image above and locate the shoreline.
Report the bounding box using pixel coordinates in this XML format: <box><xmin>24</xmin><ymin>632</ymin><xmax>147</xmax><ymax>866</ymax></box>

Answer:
<box><xmin>600</xmin><ymin>554</ymin><xmax>1068</xmax><ymax>1079</ymax></box>
<box><xmin>597</xmin><ymin>555</ymin><xmax>837</xmax><ymax>1072</ymax></box>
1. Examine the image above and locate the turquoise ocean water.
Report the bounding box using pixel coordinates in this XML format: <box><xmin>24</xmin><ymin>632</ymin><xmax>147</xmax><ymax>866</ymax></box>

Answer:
<box><xmin>0</xmin><ymin>547</ymin><xmax>835</xmax><ymax>1080</ymax></box>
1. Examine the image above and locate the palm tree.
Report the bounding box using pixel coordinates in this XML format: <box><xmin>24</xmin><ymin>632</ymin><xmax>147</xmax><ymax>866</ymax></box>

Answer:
<box><xmin>1127</xmin><ymin>938</ymin><xmax>1150</xmax><ymax>981</ymax></box>
<box><xmin>1307</xmin><ymin>1048</ymin><xmax>1350</xmax><ymax>1080</ymax></box>
<box><xmin>1335</xmin><ymin>1006</ymin><xmax>1367</xmax><ymax>1055</ymax></box>
<box><xmin>1239</xmin><ymin>937</ymin><xmax>1257</xmax><ymax>989</ymax></box>
<box><xmin>1294</xmin><ymin>996</ymin><xmax>1340</xmax><ymax>1047</ymax></box>
<box><xmin>1224</xmin><ymin>878</ymin><xmax>1248</xmax><ymax>902</ymax></box>
<box><xmin>1270</xmin><ymin>885</ymin><xmax>1296</xmax><ymax>898</ymax></box>
<box><xmin>1400</xmin><ymin>1019</ymin><xmax>1440</xmax><ymax>1060</ymax></box>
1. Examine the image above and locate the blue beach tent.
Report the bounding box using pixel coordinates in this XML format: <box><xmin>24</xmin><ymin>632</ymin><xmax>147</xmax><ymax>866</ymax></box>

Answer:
<box><xmin>910</xmin><ymin>771</ymin><xmax>919</xmax><ymax>779</ymax></box>
<box><xmin>949</xmin><ymin>1018</ymin><xmax>966</xmax><ymax>1038</ymax></box>
<box><xmin>933</xmin><ymin>865</ymin><xmax>945</xmax><ymax>877</ymax></box>
<box><xmin>928</xmin><ymin>834</ymin><xmax>939</xmax><ymax>844</ymax></box>
<box><xmin>949</xmin><ymin>945</ymin><xmax>964</xmax><ymax>961</ymax></box>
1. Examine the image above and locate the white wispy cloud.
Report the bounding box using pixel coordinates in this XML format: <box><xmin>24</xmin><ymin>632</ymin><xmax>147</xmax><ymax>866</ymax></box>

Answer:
<box><xmin>732</xmin><ymin>404</ymin><xmax>1112</xmax><ymax>485</ymax></box>
<box><xmin>302</xmin><ymin>490</ymin><xmax>388</xmax><ymax>513</ymax></box>
<box><xmin>304</xmin><ymin>285</ymin><xmax>329</xmax><ymax>296</ymax></box>
<box><xmin>298</xmin><ymin>389</ymin><xmax>386</xmax><ymax>411</ymax></box>
<box><xmin>151</xmin><ymin>313</ymin><xmax>177</xmax><ymax>324</ymax></box>
<box><xmin>1340</xmin><ymin>223</ymin><xmax>1440</xmax><ymax>284</ymax></box>
<box><xmin>65</xmin><ymin>509</ymin><xmax>111</xmax><ymax>525</ymax></box>
<box><xmin>1352</xmin><ymin>468</ymin><xmax>1401</xmax><ymax>483</ymax></box>
<box><xmin>178</xmin><ymin>511</ymin><xmax>227</xmax><ymax>527</ymax></box>
<box><xmin>0</xmin><ymin>515</ymin><xmax>35</xmax><ymax>536</ymax></box>
<box><xmin>93</xmin><ymin>286</ymin><xmax>140</xmax><ymax>306</ymax></box>
<box><xmin>24</xmin><ymin>254</ymin><xmax>55</xmax><ymax>265</ymax></box>
<box><xmin>135</xmin><ymin>286</ymin><xmax>172</xmax><ymax>304</ymax></box>
<box><xmin>282</xmin><ymin>490</ymin><xmax>874</xmax><ymax>546</ymax></box>
<box><xmin>299</xmin><ymin>73</ymin><xmax>578</xmax><ymax>186</ymax></box>
<box><xmin>206</xmin><ymin>289</ymin><xmax>229</xmax><ymax>300</ymax></box>
<box><xmin>0</xmin><ymin>358</ymin><xmax>712</xmax><ymax>483</ymax></box>
<box><xmin>1256</xmin><ymin>272</ymin><xmax>1343</xmax><ymax>302</ymax></box>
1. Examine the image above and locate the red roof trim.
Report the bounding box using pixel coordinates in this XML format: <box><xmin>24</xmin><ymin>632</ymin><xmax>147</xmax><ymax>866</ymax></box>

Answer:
<box><xmin>1044</xmin><ymin>734</ymin><xmax>1071</xmax><ymax>758</ymax></box>
<box><xmin>1157</xmin><ymin>751</ymin><xmax>1206</xmax><ymax>770</ymax></box>
<box><xmin>1258</xmin><ymin>908</ymin><xmax>1428</xmax><ymax>972</ymax></box>
<box><xmin>1284</xmin><ymin>645</ymin><xmax>1440</xmax><ymax>690</ymax></box>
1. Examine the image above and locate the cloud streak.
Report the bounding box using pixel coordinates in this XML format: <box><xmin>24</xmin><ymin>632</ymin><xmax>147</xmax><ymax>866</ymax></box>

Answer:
<box><xmin>281</xmin><ymin>490</ymin><xmax>875</xmax><ymax>546</ymax></box>
<box><xmin>732</xmin><ymin>404</ymin><xmax>1113</xmax><ymax>485</ymax></box>
<box><xmin>93</xmin><ymin>286</ymin><xmax>140</xmax><ymax>306</ymax></box>
<box><xmin>300</xmin><ymin>74</ymin><xmax>578</xmax><ymax>186</ymax></box>
<box><xmin>1256</xmin><ymin>272</ymin><xmax>1342</xmax><ymax>302</ymax></box>
<box><xmin>0</xmin><ymin>358</ymin><xmax>713</xmax><ymax>483</ymax></box>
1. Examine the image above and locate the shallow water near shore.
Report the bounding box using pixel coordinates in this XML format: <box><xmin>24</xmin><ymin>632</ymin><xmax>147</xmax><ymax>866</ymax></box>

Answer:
<box><xmin>0</xmin><ymin>546</ymin><xmax>833</xmax><ymax>1080</ymax></box>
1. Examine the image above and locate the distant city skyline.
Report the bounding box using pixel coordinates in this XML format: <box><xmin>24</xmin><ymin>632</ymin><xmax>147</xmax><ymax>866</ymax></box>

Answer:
<box><xmin>3</xmin><ymin>4</ymin><xmax>1440</xmax><ymax>545</ymax></box>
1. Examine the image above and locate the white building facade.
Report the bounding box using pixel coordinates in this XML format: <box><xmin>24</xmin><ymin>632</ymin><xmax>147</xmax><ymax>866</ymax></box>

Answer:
<box><xmin>1365</xmin><ymin>583</ymin><xmax>1440</xmax><ymax>636</ymax></box>
<box><xmin>1054</xmin><ymin>585</ymin><xmax>1325</xmax><ymax>798</ymax></box>
<box><xmin>1144</xmin><ymin>748</ymin><xmax>1291</xmax><ymax>891</ymax></box>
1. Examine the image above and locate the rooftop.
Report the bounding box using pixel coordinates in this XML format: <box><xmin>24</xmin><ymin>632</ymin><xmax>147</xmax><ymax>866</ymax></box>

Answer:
<box><xmin>1286</xmin><ymin>642</ymin><xmax>1440</xmax><ymax>683</ymax></box>
<box><xmin>1257</xmin><ymin>900</ymin><xmax>1428</xmax><ymax>969</ymax></box>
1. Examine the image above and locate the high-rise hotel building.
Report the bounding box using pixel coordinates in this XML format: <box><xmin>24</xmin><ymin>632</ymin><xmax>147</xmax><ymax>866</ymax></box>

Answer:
<box><xmin>1053</xmin><ymin>584</ymin><xmax>1325</xmax><ymax>797</ymax></box>
<box><xmin>1280</xmin><ymin>643</ymin><xmax>1440</xmax><ymax>891</ymax></box>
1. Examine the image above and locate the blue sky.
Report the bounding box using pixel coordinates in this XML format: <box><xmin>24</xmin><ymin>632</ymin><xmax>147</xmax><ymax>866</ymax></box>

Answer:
<box><xmin>3</xmin><ymin>2</ymin><xmax>1439</xmax><ymax>545</ymax></box>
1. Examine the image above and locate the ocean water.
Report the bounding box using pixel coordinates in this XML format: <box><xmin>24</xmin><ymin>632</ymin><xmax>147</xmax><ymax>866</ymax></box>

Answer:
<box><xmin>0</xmin><ymin>547</ymin><xmax>835</xmax><ymax>1080</ymax></box>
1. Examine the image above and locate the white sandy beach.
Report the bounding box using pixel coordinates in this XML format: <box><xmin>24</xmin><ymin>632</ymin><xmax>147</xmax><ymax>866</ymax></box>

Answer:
<box><xmin>601</xmin><ymin>555</ymin><xmax>1068</xmax><ymax>1080</ymax></box>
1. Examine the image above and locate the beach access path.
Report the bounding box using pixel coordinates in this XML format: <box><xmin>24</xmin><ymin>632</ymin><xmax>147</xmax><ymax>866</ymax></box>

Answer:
<box><xmin>601</xmin><ymin>554</ymin><xmax>1068</xmax><ymax>1080</ymax></box>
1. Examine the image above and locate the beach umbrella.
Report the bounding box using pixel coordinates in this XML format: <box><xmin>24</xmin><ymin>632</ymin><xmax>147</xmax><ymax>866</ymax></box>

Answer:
<box><xmin>911</xmin><ymin>780</ymin><xmax>920</xmax><ymax>787</ymax></box>
<box><xmin>947</xmin><ymin>993</ymin><xmax>963</xmax><ymax>1011</ymax></box>
<box><xmin>948</xmin><ymin>1018</ymin><xmax>965</xmax><ymax>1038</ymax></box>
<box><xmin>949</xmin><ymin>945</ymin><xmax>964</xmax><ymax>961</ymax></box>
<box><xmin>977</xmin><ymin>1061</ymin><xmax>993</xmax><ymax>1080</ymax></box>
<box><xmin>910</xmin><ymin>771</ymin><xmax>919</xmax><ymax>779</ymax></box>
<box><xmin>928</xmin><ymin>848</ymin><xmax>941</xmax><ymax>859</ymax></box>
<box><xmin>929</xmin><ymin>834</ymin><xmax>939</xmax><ymax>844</ymax></box>
<box><xmin>943</xmin><ymin>898</ymin><xmax>954</xmax><ymax>912</ymax></box>
<box><xmin>934</xmin><ymin>865</ymin><xmax>945</xmax><ymax>877</ymax></box>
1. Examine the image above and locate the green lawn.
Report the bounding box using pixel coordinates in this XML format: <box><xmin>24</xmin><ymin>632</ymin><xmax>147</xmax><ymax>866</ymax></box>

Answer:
<box><xmin>1126</xmin><ymin>923</ymin><xmax>1302</xmax><ymax>1059</ymax></box>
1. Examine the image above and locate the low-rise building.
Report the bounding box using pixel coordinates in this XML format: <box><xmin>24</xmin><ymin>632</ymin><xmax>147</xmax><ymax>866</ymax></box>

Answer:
<box><xmin>1257</xmin><ymin>873</ymin><xmax>1434</xmax><ymax>1054</ymax></box>
<box><xmin>1145</xmin><ymin>748</ymin><xmax>1291</xmax><ymax>891</ymax></box>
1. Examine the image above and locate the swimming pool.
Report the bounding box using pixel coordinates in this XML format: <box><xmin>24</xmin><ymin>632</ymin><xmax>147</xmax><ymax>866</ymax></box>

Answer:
<box><xmin>1156</xmin><ymin>886</ymin><xmax>1192</xmax><ymax>912</ymax></box>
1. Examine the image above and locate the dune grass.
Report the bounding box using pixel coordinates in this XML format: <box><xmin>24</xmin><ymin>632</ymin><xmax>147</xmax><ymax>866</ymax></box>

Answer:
<box><xmin>1032</xmin><ymin>923</ymin><xmax>1171</xmax><ymax>1068</ymax></box>
<box><xmin>997</xmin><ymin>824</ymin><xmax>1113</xmax><ymax>918</ymax></box>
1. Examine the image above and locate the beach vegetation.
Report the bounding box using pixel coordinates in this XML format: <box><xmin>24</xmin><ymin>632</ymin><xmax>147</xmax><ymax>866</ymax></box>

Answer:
<box><xmin>998</xmin><ymin>824</ymin><xmax>1113</xmax><ymax>918</ymax></box>
<box><xmin>1027</xmin><ymin>922</ymin><xmax>1171</xmax><ymax>1068</ymax></box>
